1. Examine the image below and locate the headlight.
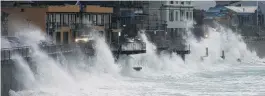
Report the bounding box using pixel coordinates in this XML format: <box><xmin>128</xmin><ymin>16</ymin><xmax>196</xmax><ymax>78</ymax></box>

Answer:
<box><xmin>205</xmin><ymin>34</ymin><xmax>208</xmax><ymax>38</ymax></box>
<box><xmin>83</xmin><ymin>38</ymin><xmax>89</xmax><ymax>42</ymax></box>
<box><xmin>75</xmin><ymin>39</ymin><xmax>78</xmax><ymax>42</ymax></box>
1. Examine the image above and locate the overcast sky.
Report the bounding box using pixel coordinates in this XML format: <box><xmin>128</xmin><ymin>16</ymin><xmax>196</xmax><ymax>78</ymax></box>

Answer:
<box><xmin>193</xmin><ymin>1</ymin><xmax>216</xmax><ymax>10</ymax></box>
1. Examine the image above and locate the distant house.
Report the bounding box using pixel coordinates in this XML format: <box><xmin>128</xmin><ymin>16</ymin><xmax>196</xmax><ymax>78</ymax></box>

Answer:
<box><xmin>204</xmin><ymin>5</ymin><xmax>229</xmax><ymax>27</ymax></box>
<box><xmin>228</xmin><ymin>1</ymin><xmax>265</xmax><ymax>23</ymax></box>
<box><xmin>225</xmin><ymin>6</ymin><xmax>264</xmax><ymax>36</ymax></box>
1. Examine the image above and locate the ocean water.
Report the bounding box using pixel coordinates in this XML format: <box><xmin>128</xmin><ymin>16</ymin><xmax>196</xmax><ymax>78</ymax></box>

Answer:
<box><xmin>5</xmin><ymin>23</ymin><xmax>265</xmax><ymax>96</ymax></box>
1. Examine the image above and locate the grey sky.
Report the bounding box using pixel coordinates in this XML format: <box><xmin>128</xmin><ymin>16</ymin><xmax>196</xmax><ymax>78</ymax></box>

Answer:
<box><xmin>193</xmin><ymin>1</ymin><xmax>216</xmax><ymax>10</ymax></box>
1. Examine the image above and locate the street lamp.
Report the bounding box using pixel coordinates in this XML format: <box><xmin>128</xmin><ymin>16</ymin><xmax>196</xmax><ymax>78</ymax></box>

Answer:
<box><xmin>118</xmin><ymin>25</ymin><xmax>126</xmax><ymax>45</ymax></box>
<box><xmin>118</xmin><ymin>31</ymin><xmax>121</xmax><ymax>45</ymax></box>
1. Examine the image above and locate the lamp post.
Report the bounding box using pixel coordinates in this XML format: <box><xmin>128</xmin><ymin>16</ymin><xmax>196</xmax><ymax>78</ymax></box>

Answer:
<box><xmin>118</xmin><ymin>24</ymin><xmax>126</xmax><ymax>45</ymax></box>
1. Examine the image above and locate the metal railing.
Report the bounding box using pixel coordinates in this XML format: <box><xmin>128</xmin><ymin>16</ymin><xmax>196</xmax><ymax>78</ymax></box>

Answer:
<box><xmin>1</xmin><ymin>41</ymin><xmax>146</xmax><ymax>61</ymax></box>
<box><xmin>121</xmin><ymin>42</ymin><xmax>146</xmax><ymax>51</ymax></box>
<box><xmin>1</xmin><ymin>46</ymin><xmax>30</xmax><ymax>60</ymax></box>
<box><xmin>1</xmin><ymin>44</ymin><xmax>92</xmax><ymax>61</ymax></box>
<box><xmin>242</xmin><ymin>36</ymin><xmax>265</xmax><ymax>43</ymax></box>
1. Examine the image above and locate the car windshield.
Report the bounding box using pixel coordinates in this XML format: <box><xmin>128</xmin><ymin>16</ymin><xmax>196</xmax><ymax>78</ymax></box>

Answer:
<box><xmin>79</xmin><ymin>35</ymin><xmax>90</xmax><ymax>38</ymax></box>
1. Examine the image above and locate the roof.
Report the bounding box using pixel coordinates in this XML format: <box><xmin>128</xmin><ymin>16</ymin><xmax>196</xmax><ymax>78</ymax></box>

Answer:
<box><xmin>207</xmin><ymin>5</ymin><xmax>228</xmax><ymax>13</ymax></box>
<box><xmin>225</xmin><ymin>6</ymin><xmax>257</xmax><ymax>13</ymax></box>
<box><xmin>205</xmin><ymin>5</ymin><xmax>228</xmax><ymax>18</ymax></box>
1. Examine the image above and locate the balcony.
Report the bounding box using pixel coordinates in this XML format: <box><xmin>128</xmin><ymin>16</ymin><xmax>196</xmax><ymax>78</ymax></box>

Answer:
<box><xmin>47</xmin><ymin>5</ymin><xmax>80</xmax><ymax>12</ymax></box>
<box><xmin>85</xmin><ymin>5</ymin><xmax>113</xmax><ymax>13</ymax></box>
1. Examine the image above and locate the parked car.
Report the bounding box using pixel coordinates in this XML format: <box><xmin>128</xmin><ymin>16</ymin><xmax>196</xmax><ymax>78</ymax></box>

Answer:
<box><xmin>75</xmin><ymin>35</ymin><xmax>93</xmax><ymax>43</ymax></box>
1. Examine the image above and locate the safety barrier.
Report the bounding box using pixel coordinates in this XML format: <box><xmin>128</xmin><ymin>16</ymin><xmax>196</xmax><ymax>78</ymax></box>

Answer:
<box><xmin>121</xmin><ymin>42</ymin><xmax>146</xmax><ymax>51</ymax></box>
<box><xmin>243</xmin><ymin>36</ymin><xmax>265</xmax><ymax>43</ymax></box>
<box><xmin>1</xmin><ymin>47</ymin><xmax>30</xmax><ymax>60</ymax></box>
<box><xmin>1</xmin><ymin>42</ymin><xmax>146</xmax><ymax>61</ymax></box>
<box><xmin>1</xmin><ymin>43</ymin><xmax>93</xmax><ymax>61</ymax></box>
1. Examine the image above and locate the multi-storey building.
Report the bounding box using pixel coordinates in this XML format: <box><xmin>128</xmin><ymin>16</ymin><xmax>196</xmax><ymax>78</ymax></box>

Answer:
<box><xmin>225</xmin><ymin>6</ymin><xmax>264</xmax><ymax>36</ymax></box>
<box><xmin>112</xmin><ymin>1</ymin><xmax>149</xmax><ymax>42</ymax></box>
<box><xmin>147</xmin><ymin>1</ymin><xmax>194</xmax><ymax>48</ymax></box>
<box><xmin>82</xmin><ymin>1</ymin><xmax>149</xmax><ymax>43</ymax></box>
<box><xmin>2</xmin><ymin>3</ymin><xmax>113</xmax><ymax>44</ymax></box>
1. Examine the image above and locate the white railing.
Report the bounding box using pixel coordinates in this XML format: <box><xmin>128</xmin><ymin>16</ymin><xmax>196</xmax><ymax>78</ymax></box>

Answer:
<box><xmin>121</xmin><ymin>42</ymin><xmax>146</xmax><ymax>51</ymax></box>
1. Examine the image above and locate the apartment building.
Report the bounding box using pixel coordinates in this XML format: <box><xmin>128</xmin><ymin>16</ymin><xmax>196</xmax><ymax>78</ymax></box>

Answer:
<box><xmin>113</xmin><ymin>1</ymin><xmax>149</xmax><ymax>41</ymax></box>
<box><xmin>86</xmin><ymin>1</ymin><xmax>149</xmax><ymax>43</ymax></box>
<box><xmin>2</xmin><ymin>4</ymin><xmax>113</xmax><ymax>44</ymax></box>
<box><xmin>147</xmin><ymin>1</ymin><xmax>193</xmax><ymax>47</ymax></box>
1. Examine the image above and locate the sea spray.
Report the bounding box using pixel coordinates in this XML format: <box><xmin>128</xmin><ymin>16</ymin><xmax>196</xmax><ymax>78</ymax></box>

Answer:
<box><xmin>89</xmin><ymin>29</ymin><xmax>120</xmax><ymax>75</ymax></box>
<box><xmin>184</xmin><ymin>22</ymin><xmax>264</xmax><ymax>72</ymax></box>
<box><xmin>12</xmin><ymin>54</ymin><xmax>36</xmax><ymax>90</ymax></box>
<box><xmin>13</xmin><ymin>28</ymin><xmax>79</xmax><ymax>93</ymax></box>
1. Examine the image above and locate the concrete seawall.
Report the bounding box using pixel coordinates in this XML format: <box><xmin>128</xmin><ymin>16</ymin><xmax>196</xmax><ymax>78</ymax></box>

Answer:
<box><xmin>1</xmin><ymin>44</ymin><xmax>95</xmax><ymax>96</ymax></box>
<box><xmin>1</xmin><ymin>41</ymin><xmax>148</xmax><ymax>96</ymax></box>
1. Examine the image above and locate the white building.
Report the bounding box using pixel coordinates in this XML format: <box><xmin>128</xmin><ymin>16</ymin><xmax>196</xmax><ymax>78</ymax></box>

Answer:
<box><xmin>147</xmin><ymin>1</ymin><xmax>193</xmax><ymax>36</ymax></box>
<box><xmin>228</xmin><ymin>1</ymin><xmax>265</xmax><ymax>25</ymax></box>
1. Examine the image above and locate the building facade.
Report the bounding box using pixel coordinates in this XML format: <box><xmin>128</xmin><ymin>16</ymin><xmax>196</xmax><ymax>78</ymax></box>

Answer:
<box><xmin>46</xmin><ymin>5</ymin><xmax>113</xmax><ymax>44</ymax></box>
<box><xmin>228</xmin><ymin>1</ymin><xmax>265</xmax><ymax>35</ymax></box>
<box><xmin>225</xmin><ymin>6</ymin><xmax>264</xmax><ymax>36</ymax></box>
<box><xmin>146</xmin><ymin>1</ymin><xmax>193</xmax><ymax>48</ymax></box>
<box><xmin>2</xmin><ymin>4</ymin><xmax>113</xmax><ymax>44</ymax></box>
<box><xmin>112</xmin><ymin>1</ymin><xmax>149</xmax><ymax>42</ymax></box>
<box><xmin>1</xmin><ymin>12</ymin><xmax>9</xmax><ymax>36</ymax></box>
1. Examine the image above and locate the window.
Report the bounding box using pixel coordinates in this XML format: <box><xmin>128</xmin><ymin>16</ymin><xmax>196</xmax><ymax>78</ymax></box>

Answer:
<box><xmin>76</xmin><ymin>15</ymin><xmax>80</xmax><ymax>23</ymax></box>
<box><xmin>170</xmin><ymin>1</ymin><xmax>174</xmax><ymax>4</ymax></box>
<box><xmin>64</xmin><ymin>14</ymin><xmax>68</xmax><ymax>25</ymax></box>
<box><xmin>175</xmin><ymin>28</ymin><xmax>180</xmax><ymax>37</ymax></box>
<box><xmin>49</xmin><ymin>14</ymin><xmax>53</xmax><ymax>22</ymax></box>
<box><xmin>86</xmin><ymin>14</ymin><xmax>90</xmax><ymax>22</ymax></box>
<box><xmin>175</xmin><ymin>11</ymin><xmax>179</xmax><ymax>21</ymax></box>
<box><xmin>56</xmin><ymin>14</ymin><xmax>60</xmax><ymax>23</ymax></box>
<box><xmin>170</xmin><ymin>28</ymin><xmax>174</xmax><ymax>38</ymax></box>
<box><xmin>60</xmin><ymin>14</ymin><xmax>64</xmax><ymax>24</ymax></box>
<box><xmin>186</xmin><ymin>11</ymin><xmax>189</xmax><ymax>20</ymax></box>
<box><xmin>190</xmin><ymin>12</ymin><xmax>193</xmax><ymax>20</ymax></box>
<box><xmin>175</xmin><ymin>1</ymin><xmax>178</xmax><ymax>4</ymax></box>
<box><xmin>169</xmin><ymin>10</ymin><xmax>174</xmax><ymax>21</ymax></box>
<box><xmin>186</xmin><ymin>1</ymin><xmax>191</xmax><ymax>5</ymax></box>
<box><xmin>71</xmin><ymin>14</ymin><xmax>75</xmax><ymax>24</ymax></box>
<box><xmin>181</xmin><ymin>2</ymin><xmax>184</xmax><ymax>5</ymax></box>
<box><xmin>93</xmin><ymin>15</ymin><xmax>97</xmax><ymax>24</ymax></box>
<box><xmin>180</xmin><ymin>10</ymin><xmax>184</xmax><ymax>21</ymax></box>
<box><xmin>97</xmin><ymin>14</ymin><xmax>102</xmax><ymax>25</ymax></box>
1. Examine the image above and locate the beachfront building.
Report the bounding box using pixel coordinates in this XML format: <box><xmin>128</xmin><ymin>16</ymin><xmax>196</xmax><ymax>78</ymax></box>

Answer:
<box><xmin>146</xmin><ymin>1</ymin><xmax>194</xmax><ymax>48</ymax></box>
<box><xmin>2</xmin><ymin>3</ymin><xmax>113</xmax><ymax>44</ymax></box>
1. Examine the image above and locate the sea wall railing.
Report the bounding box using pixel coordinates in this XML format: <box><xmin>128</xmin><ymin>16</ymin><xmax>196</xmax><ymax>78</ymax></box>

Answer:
<box><xmin>1</xmin><ymin>41</ymin><xmax>147</xmax><ymax>61</ymax></box>
<box><xmin>1</xmin><ymin>43</ymin><xmax>95</xmax><ymax>61</ymax></box>
<box><xmin>121</xmin><ymin>42</ymin><xmax>146</xmax><ymax>51</ymax></box>
<box><xmin>242</xmin><ymin>36</ymin><xmax>265</xmax><ymax>43</ymax></box>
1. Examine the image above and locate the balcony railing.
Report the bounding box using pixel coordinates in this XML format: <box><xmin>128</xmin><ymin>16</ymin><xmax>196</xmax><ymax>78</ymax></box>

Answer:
<box><xmin>47</xmin><ymin>22</ymin><xmax>111</xmax><ymax>30</ymax></box>
<box><xmin>121</xmin><ymin>42</ymin><xmax>146</xmax><ymax>51</ymax></box>
<box><xmin>1</xmin><ymin>43</ymin><xmax>95</xmax><ymax>61</ymax></box>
